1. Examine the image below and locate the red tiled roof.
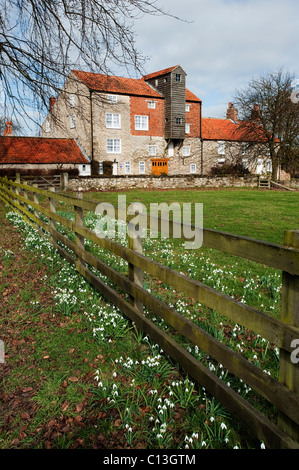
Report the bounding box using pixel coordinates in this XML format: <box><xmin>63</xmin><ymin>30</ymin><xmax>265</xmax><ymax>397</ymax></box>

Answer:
<box><xmin>72</xmin><ymin>70</ymin><xmax>163</xmax><ymax>99</ymax></box>
<box><xmin>201</xmin><ymin>118</ymin><xmax>279</xmax><ymax>142</ymax></box>
<box><xmin>142</xmin><ymin>66</ymin><xmax>180</xmax><ymax>81</ymax></box>
<box><xmin>186</xmin><ymin>89</ymin><xmax>202</xmax><ymax>103</ymax></box>
<box><xmin>0</xmin><ymin>137</ymin><xmax>89</xmax><ymax>164</ymax></box>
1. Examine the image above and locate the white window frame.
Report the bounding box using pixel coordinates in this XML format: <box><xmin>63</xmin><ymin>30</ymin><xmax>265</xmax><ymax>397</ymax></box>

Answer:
<box><xmin>176</xmin><ymin>74</ymin><xmax>182</xmax><ymax>82</ymax></box>
<box><xmin>70</xmin><ymin>115</ymin><xmax>76</xmax><ymax>129</ymax></box>
<box><xmin>218</xmin><ymin>141</ymin><xmax>225</xmax><ymax>155</ymax></box>
<box><xmin>266</xmin><ymin>159</ymin><xmax>272</xmax><ymax>173</ymax></box>
<box><xmin>125</xmin><ymin>161</ymin><xmax>131</xmax><ymax>175</ymax></box>
<box><xmin>106</xmin><ymin>113</ymin><xmax>121</xmax><ymax>129</ymax></box>
<box><xmin>182</xmin><ymin>146</ymin><xmax>191</xmax><ymax>156</ymax></box>
<box><xmin>217</xmin><ymin>158</ymin><xmax>226</xmax><ymax>164</ymax></box>
<box><xmin>108</xmin><ymin>94</ymin><xmax>117</xmax><ymax>103</ymax></box>
<box><xmin>190</xmin><ymin>163</ymin><xmax>196</xmax><ymax>174</ymax></box>
<box><xmin>99</xmin><ymin>162</ymin><xmax>104</xmax><ymax>175</ymax></box>
<box><xmin>45</xmin><ymin>121</ymin><xmax>50</xmax><ymax>133</ymax></box>
<box><xmin>107</xmin><ymin>138</ymin><xmax>121</xmax><ymax>154</ymax></box>
<box><xmin>185</xmin><ymin>123</ymin><xmax>191</xmax><ymax>134</ymax></box>
<box><xmin>135</xmin><ymin>115</ymin><xmax>149</xmax><ymax>131</ymax></box>
<box><xmin>242</xmin><ymin>158</ymin><xmax>249</xmax><ymax>169</ymax></box>
<box><xmin>147</xmin><ymin>101</ymin><xmax>156</xmax><ymax>109</ymax></box>
<box><xmin>69</xmin><ymin>94</ymin><xmax>76</xmax><ymax>108</ymax></box>
<box><xmin>139</xmin><ymin>161</ymin><xmax>145</xmax><ymax>174</ymax></box>
<box><xmin>242</xmin><ymin>142</ymin><xmax>248</xmax><ymax>155</ymax></box>
<box><xmin>186</xmin><ymin>104</ymin><xmax>190</xmax><ymax>112</ymax></box>
<box><xmin>148</xmin><ymin>145</ymin><xmax>157</xmax><ymax>156</ymax></box>
<box><xmin>176</xmin><ymin>117</ymin><xmax>182</xmax><ymax>125</ymax></box>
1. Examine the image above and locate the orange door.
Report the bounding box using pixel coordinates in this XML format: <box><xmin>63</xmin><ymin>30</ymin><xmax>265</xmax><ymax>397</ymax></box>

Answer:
<box><xmin>151</xmin><ymin>159</ymin><xmax>169</xmax><ymax>175</ymax></box>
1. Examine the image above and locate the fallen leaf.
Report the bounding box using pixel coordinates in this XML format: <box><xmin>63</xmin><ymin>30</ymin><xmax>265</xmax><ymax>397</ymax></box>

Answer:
<box><xmin>21</xmin><ymin>412</ymin><xmax>30</xmax><ymax>421</ymax></box>
<box><xmin>76</xmin><ymin>403</ymin><xmax>84</xmax><ymax>413</ymax></box>
<box><xmin>68</xmin><ymin>376</ymin><xmax>78</xmax><ymax>382</ymax></box>
<box><xmin>114</xmin><ymin>419</ymin><xmax>122</xmax><ymax>427</ymax></box>
<box><xmin>61</xmin><ymin>401</ymin><xmax>69</xmax><ymax>412</ymax></box>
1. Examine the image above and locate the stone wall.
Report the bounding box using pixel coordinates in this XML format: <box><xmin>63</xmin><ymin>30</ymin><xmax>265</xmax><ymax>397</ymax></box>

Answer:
<box><xmin>68</xmin><ymin>174</ymin><xmax>258</xmax><ymax>192</ymax></box>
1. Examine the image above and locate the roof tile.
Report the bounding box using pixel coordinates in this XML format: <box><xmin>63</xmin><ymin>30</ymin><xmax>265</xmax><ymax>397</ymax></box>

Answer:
<box><xmin>0</xmin><ymin>137</ymin><xmax>89</xmax><ymax>164</ymax></box>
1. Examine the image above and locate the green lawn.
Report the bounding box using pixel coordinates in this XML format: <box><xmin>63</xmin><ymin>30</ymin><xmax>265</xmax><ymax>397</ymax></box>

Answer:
<box><xmin>81</xmin><ymin>188</ymin><xmax>299</xmax><ymax>244</ymax></box>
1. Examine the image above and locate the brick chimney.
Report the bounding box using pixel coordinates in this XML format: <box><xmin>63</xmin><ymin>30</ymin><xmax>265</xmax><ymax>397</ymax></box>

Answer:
<box><xmin>226</xmin><ymin>103</ymin><xmax>238</xmax><ymax>121</ymax></box>
<box><xmin>3</xmin><ymin>121</ymin><xmax>13</xmax><ymax>136</ymax></box>
<box><xmin>49</xmin><ymin>96</ymin><xmax>56</xmax><ymax>112</ymax></box>
<box><xmin>251</xmin><ymin>104</ymin><xmax>261</xmax><ymax>121</ymax></box>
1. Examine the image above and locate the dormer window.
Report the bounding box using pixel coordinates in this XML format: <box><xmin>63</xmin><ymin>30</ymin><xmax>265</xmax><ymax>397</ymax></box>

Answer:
<box><xmin>176</xmin><ymin>74</ymin><xmax>182</xmax><ymax>82</ymax></box>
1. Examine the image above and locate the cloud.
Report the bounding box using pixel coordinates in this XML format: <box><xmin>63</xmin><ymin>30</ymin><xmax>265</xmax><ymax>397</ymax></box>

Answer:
<box><xmin>133</xmin><ymin>0</ymin><xmax>299</xmax><ymax>117</ymax></box>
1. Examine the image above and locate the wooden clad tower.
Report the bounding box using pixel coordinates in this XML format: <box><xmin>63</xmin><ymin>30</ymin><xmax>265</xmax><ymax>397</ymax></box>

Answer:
<box><xmin>144</xmin><ymin>65</ymin><xmax>186</xmax><ymax>140</ymax></box>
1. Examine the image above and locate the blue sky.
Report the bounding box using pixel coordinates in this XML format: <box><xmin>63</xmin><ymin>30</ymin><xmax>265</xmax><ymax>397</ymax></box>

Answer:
<box><xmin>132</xmin><ymin>0</ymin><xmax>299</xmax><ymax>118</ymax></box>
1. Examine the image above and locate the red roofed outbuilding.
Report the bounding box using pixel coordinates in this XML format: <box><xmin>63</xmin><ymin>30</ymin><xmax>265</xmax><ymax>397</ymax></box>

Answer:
<box><xmin>0</xmin><ymin>136</ymin><xmax>91</xmax><ymax>177</ymax></box>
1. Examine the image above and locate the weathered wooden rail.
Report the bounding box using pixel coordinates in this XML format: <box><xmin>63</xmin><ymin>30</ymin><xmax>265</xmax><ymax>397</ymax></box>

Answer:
<box><xmin>0</xmin><ymin>175</ymin><xmax>299</xmax><ymax>449</ymax></box>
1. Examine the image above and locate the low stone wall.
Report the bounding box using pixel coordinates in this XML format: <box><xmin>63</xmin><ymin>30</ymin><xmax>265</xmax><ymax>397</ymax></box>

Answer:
<box><xmin>68</xmin><ymin>175</ymin><xmax>258</xmax><ymax>192</ymax></box>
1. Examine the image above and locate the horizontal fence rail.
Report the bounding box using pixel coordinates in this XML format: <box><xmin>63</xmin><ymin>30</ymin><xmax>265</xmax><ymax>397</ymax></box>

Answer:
<box><xmin>0</xmin><ymin>175</ymin><xmax>299</xmax><ymax>449</ymax></box>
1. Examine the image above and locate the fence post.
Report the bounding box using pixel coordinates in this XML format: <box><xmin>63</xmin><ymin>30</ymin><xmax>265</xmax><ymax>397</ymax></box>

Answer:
<box><xmin>15</xmin><ymin>173</ymin><xmax>21</xmax><ymax>202</ymax></box>
<box><xmin>127</xmin><ymin>204</ymin><xmax>144</xmax><ymax>313</ymax></box>
<box><xmin>33</xmin><ymin>184</ymin><xmax>43</xmax><ymax>236</ymax></box>
<box><xmin>49</xmin><ymin>187</ymin><xmax>56</xmax><ymax>244</ymax></box>
<box><xmin>278</xmin><ymin>230</ymin><xmax>299</xmax><ymax>442</ymax></box>
<box><xmin>60</xmin><ymin>173</ymin><xmax>69</xmax><ymax>191</ymax></box>
<box><xmin>74</xmin><ymin>192</ymin><xmax>85</xmax><ymax>271</ymax></box>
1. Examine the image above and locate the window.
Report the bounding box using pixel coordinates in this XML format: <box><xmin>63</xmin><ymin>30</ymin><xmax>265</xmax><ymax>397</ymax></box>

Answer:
<box><xmin>70</xmin><ymin>115</ymin><xmax>76</xmax><ymax>129</ymax></box>
<box><xmin>266</xmin><ymin>159</ymin><xmax>272</xmax><ymax>173</ymax></box>
<box><xmin>217</xmin><ymin>158</ymin><xmax>225</xmax><ymax>164</ymax></box>
<box><xmin>218</xmin><ymin>141</ymin><xmax>225</xmax><ymax>155</ymax></box>
<box><xmin>70</xmin><ymin>94</ymin><xmax>76</xmax><ymax>108</ymax></box>
<box><xmin>182</xmin><ymin>146</ymin><xmax>191</xmax><ymax>156</ymax></box>
<box><xmin>108</xmin><ymin>94</ymin><xmax>117</xmax><ymax>103</ymax></box>
<box><xmin>139</xmin><ymin>161</ymin><xmax>145</xmax><ymax>174</ymax></box>
<box><xmin>125</xmin><ymin>161</ymin><xmax>131</xmax><ymax>174</ymax></box>
<box><xmin>164</xmin><ymin>77</ymin><xmax>168</xmax><ymax>83</ymax></box>
<box><xmin>45</xmin><ymin>121</ymin><xmax>50</xmax><ymax>133</ymax></box>
<box><xmin>242</xmin><ymin>142</ymin><xmax>248</xmax><ymax>155</ymax></box>
<box><xmin>176</xmin><ymin>117</ymin><xmax>182</xmax><ymax>125</ymax></box>
<box><xmin>185</xmin><ymin>123</ymin><xmax>191</xmax><ymax>134</ymax></box>
<box><xmin>99</xmin><ymin>162</ymin><xmax>103</xmax><ymax>175</ymax></box>
<box><xmin>242</xmin><ymin>158</ymin><xmax>249</xmax><ymax>169</ymax></box>
<box><xmin>148</xmin><ymin>101</ymin><xmax>156</xmax><ymax>109</ymax></box>
<box><xmin>155</xmin><ymin>79</ymin><xmax>158</xmax><ymax>87</ymax></box>
<box><xmin>148</xmin><ymin>145</ymin><xmax>157</xmax><ymax>156</ymax></box>
<box><xmin>106</xmin><ymin>113</ymin><xmax>121</xmax><ymax>129</ymax></box>
<box><xmin>135</xmin><ymin>115</ymin><xmax>149</xmax><ymax>131</ymax></box>
<box><xmin>186</xmin><ymin>104</ymin><xmax>190</xmax><ymax>112</ymax></box>
<box><xmin>190</xmin><ymin>164</ymin><xmax>196</xmax><ymax>174</ymax></box>
<box><xmin>107</xmin><ymin>139</ymin><xmax>121</xmax><ymax>153</ymax></box>
<box><xmin>176</xmin><ymin>74</ymin><xmax>182</xmax><ymax>82</ymax></box>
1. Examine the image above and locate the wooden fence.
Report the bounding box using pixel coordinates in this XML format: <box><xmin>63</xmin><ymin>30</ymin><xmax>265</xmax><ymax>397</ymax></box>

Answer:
<box><xmin>0</xmin><ymin>175</ymin><xmax>299</xmax><ymax>449</ymax></box>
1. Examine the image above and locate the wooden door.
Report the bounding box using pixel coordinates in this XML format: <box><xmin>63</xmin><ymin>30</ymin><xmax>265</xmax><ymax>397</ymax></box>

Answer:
<box><xmin>151</xmin><ymin>159</ymin><xmax>169</xmax><ymax>175</ymax></box>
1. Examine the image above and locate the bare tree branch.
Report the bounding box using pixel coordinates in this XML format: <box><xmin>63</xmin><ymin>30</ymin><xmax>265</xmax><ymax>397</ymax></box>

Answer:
<box><xmin>0</xmin><ymin>0</ymin><xmax>174</xmax><ymax>131</ymax></box>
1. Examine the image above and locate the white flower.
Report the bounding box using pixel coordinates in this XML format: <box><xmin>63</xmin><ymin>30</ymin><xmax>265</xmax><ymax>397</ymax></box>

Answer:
<box><xmin>220</xmin><ymin>422</ymin><xmax>227</xmax><ymax>430</ymax></box>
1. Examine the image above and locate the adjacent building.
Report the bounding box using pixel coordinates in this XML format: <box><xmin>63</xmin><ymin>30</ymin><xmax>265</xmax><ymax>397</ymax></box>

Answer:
<box><xmin>0</xmin><ymin>131</ymin><xmax>90</xmax><ymax>177</ymax></box>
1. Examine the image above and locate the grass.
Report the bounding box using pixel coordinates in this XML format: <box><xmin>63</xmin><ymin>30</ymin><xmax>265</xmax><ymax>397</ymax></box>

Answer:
<box><xmin>1</xmin><ymin>187</ymin><xmax>298</xmax><ymax>449</ymax></box>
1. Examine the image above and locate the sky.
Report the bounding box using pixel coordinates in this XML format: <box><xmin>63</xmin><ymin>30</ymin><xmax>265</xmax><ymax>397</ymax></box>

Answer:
<box><xmin>130</xmin><ymin>0</ymin><xmax>299</xmax><ymax>119</ymax></box>
<box><xmin>3</xmin><ymin>0</ymin><xmax>298</xmax><ymax>134</ymax></box>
